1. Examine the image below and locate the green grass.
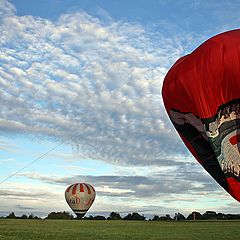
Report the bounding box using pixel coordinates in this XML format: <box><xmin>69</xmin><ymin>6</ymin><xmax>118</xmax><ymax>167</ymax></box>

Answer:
<box><xmin>0</xmin><ymin>220</ymin><xmax>240</xmax><ymax>240</ymax></box>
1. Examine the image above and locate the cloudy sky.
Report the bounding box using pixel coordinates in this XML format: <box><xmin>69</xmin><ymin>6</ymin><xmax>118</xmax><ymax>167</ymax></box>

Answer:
<box><xmin>1</xmin><ymin>0</ymin><xmax>240</xmax><ymax>218</ymax></box>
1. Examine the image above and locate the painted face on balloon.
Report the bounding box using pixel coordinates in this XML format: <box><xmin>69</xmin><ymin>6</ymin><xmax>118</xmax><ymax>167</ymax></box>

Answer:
<box><xmin>204</xmin><ymin>100</ymin><xmax>240</xmax><ymax>180</ymax></box>
<box><xmin>169</xmin><ymin>99</ymin><xmax>240</xmax><ymax>184</ymax></box>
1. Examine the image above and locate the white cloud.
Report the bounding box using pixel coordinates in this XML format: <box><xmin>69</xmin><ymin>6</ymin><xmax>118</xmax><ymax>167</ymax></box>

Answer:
<box><xmin>0</xmin><ymin>138</ymin><xmax>18</xmax><ymax>153</ymax></box>
<box><xmin>0</xmin><ymin>1</ymin><xmax>187</xmax><ymax>168</ymax></box>
<box><xmin>0</xmin><ymin>181</ymin><xmax>66</xmax><ymax>217</ymax></box>
<box><xmin>0</xmin><ymin>0</ymin><xmax>16</xmax><ymax>18</ymax></box>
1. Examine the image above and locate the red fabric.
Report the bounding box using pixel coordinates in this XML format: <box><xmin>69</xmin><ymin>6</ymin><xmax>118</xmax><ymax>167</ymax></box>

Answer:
<box><xmin>66</xmin><ymin>184</ymin><xmax>73</xmax><ymax>192</ymax></box>
<box><xmin>72</xmin><ymin>184</ymin><xmax>78</xmax><ymax>195</ymax></box>
<box><xmin>229</xmin><ymin>135</ymin><xmax>240</xmax><ymax>145</ymax></box>
<box><xmin>227</xmin><ymin>178</ymin><xmax>240</xmax><ymax>201</ymax></box>
<box><xmin>163</xmin><ymin>29</ymin><xmax>240</xmax><ymax>119</ymax></box>
<box><xmin>80</xmin><ymin>183</ymin><xmax>84</xmax><ymax>192</ymax></box>
<box><xmin>84</xmin><ymin>183</ymin><xmax>91</xmax><ymax>194</ymax></box>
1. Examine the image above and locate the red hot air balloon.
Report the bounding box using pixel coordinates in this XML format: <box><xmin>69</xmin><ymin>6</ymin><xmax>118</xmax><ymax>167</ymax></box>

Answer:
<box><xmin>162</xmin><ymin>29</ymin><xmax>240</xmax><ymax>202</ymax></box>
<box><xmin>65</xmin><ymin>183</ymin><xmax>96</xmax><ymax>218</ymax></box>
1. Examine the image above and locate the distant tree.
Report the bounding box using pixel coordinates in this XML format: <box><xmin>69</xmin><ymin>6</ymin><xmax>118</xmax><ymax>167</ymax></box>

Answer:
<box><xmin>216</xmin><ymin>213</ymin><xmax>226</xmax><ymax>220</ymax></box>
<box><xmin>46</xmin><ymin>211</ymin><xmax>73</xmax><ymax>220</ymax></box>
<box><xmin>123</xmin><ymin>213</ymin><xmax>131</xmax><ymax>220</ymax></box>
<box><xmin>19</xmin><ymin>214</ymin><xmax>28</xmax><ymax>219</ymax></box>
<box><xmin>123</xmin><ymin>213</ymin><xmax>145</xmax><ymax>221</ymax></box>
<box><xmin>107</xmin><ymin>212</ymin><xmax>122</xmax><ymax>220</ymax></box>
<box><xmin>203</xmin><ymin>211</ymin><xmax>217</xmax><ymax>220</ymax></box>
<box><xmin>26</xmin><ymin>213</ymin><xmax>41</xmax><ymax>219</ymax></box>
<box><xmin>6</xmin><ymin>212</ymin><xmax>16</xmax><ymax>219</ymax></box>
<box><xmin>132</xmin><ymin>212</ymin><xmax>145</xmax><ymax>220</ymax></box>
<box><xmin>165</xmin><ymin>214</ymin><xmax>172</xmax><ymax>220</ymax></box>
<box><xmin>158</xmin><ymin>215</ymin><xmax>172</xmax><ymax>221</ymax></box>
<box><xmin>28</xmin><ymin>214</ymin><xmax>35</xmax><ymax>219</ymax></box>
<box><xmin>174</xmin><ymin>213</ymin><xmax>185</xmax><ymax>221</ymax></box>
<box><xmin>226</xmin><ymin>214</ymin><xmax>240</xmax><ymax>220</ymax></box>
<box><xmin>151</xmin><ymin>215</ymin><xmax>160</xmax><ymax>221</ymax></box>
<box><xmin>187</xmin><ymin>212</ymin><xmax>203</xmax><ymax>220</ymax></box>
<box><xmin>93</xmin><ymin>215</ymin><xmax>106</xmax><ymax>220</ymax></box>
<box><xmin>84</xmin><ymin>215</ymin><xmax>94</xmax><ymax>220</ymax></box>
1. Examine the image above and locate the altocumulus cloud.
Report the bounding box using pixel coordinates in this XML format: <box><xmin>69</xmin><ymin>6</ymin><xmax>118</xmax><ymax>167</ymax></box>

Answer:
<box><xmin>0</xmin><ymin>0</ymin><xmax>190</xmax><ymax>167</ymax></box>
<box><xmin>19</xmin><ymin>166</ymin><xmax>221</xmax><ymax>199</ymax></box>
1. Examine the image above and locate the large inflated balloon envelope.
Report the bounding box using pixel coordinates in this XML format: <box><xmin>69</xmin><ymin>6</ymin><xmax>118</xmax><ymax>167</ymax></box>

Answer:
<box><xmin>162</xmin><ymin>29</ymin><xmax>240</xmax><ymax>202</ymax></box>
<box><xmin>65</xmin><ymin>183</ymin><xmax>96</xmax><ymax>218</ymax></box>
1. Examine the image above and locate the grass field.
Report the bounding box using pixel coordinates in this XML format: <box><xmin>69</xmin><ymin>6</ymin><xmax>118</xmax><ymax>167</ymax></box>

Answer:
<box><xmin>0</xmin><ymin>219</ymin><xmax>240</xmax><ymax>240</ymax></box>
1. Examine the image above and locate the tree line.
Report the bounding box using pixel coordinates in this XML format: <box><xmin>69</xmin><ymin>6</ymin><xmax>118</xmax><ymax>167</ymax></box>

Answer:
<box><xmin>1</xmin><ymin>210</ymin><xmax>240</xmax><ymax>221</ymax></box>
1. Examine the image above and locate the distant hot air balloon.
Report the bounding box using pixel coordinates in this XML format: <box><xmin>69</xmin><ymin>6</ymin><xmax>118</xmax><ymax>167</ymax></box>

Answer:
<box><xmin>65</xmin><ymin>183</ymin><xmax>96</xmax><ymax>218</ymax></box>
<box><xmin>162</xmin><ymin>29</ymin><xmax>240</xmax><ymax>202</ymax></box>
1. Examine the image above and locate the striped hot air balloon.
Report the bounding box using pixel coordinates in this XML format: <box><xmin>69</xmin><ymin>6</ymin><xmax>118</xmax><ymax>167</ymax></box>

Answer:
<box><xmin>65</xmin><ymin>183</ymin><xmax>96</xmax><ymax>218</ymax></box>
